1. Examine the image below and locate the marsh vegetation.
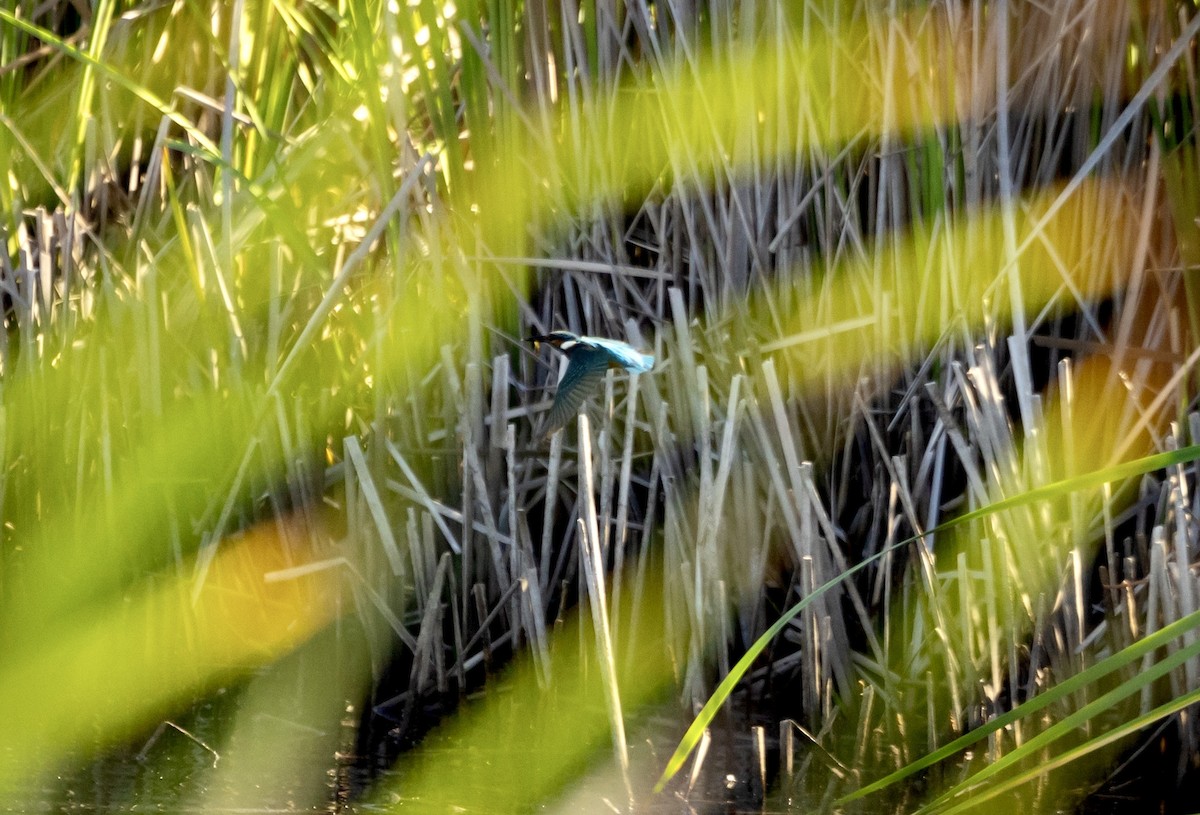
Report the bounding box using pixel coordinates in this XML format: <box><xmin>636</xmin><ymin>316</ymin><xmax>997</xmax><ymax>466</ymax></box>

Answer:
<box><xmin>1</xmin><ymin>0</ymin><xmax>1199</xmax><ymax>812</ymax></box>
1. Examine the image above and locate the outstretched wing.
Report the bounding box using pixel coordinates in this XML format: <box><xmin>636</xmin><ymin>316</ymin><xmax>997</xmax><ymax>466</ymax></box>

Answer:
<box><xmin>542</xmin><ymin>348</ymin><xmax>610</xmax><ymax>437</ymax></box>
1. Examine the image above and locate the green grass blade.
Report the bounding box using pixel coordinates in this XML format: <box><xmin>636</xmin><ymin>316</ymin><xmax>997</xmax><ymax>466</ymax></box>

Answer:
<box><xmin>924</xmin><ymin>686</ymin><xmax>1200</xmax><ymax>815</ymax></box>
<box><xmin>841</xmin><ymin>607</ymin><xmax>1200</xmax><ymax>805</ymax></box>
<box><xmin>0</xmin><ymin>6</ymin><xmax>220</xmax><ymax>158</ymax></box>
<box><xmin>654</xmin><ymin>443</ymin><xmax>1200</xmax><ymax>793</ymax></box>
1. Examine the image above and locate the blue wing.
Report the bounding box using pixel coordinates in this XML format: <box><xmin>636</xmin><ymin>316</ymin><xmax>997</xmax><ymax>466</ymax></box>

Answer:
<box><xmin>542</xmin><ymin>348</ymin><xmax>610</xmax><ymax>437</ymax></box>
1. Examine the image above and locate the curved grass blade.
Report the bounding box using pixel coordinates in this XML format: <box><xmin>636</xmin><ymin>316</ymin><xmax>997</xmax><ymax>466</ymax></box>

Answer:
<box><xmin>840</xmin><ymin>607</ymin><xmax>1200</xmax><ymax>806</ymax></box>
<box><xmin>651</xmin><ymin>527</ymin><xmax>900</xmax><ymax>792</ymax></box>
<box><xmin>653</xmin><ymin>443</ymin><xmax>1200</xmax><ymax>793</ymax></box>
<box><xmin>921</xmin><ymin>685</ymin><xmax>1200</xmax><ymax>815</ymax></box>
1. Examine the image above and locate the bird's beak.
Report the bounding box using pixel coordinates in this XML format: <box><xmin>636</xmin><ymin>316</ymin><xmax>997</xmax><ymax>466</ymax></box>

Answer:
<box><xmin>526</xmin><ymin>335</ymin><xmax>546</xmax><ymax>350</ymax></box>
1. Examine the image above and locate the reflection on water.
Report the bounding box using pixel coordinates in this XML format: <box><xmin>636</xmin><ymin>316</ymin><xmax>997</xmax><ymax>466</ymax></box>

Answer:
<box><xmin>16</xmin><ymin>677</ymin><xmax>1199</xmax><ymax>814</ymax></box>
<box><xmin>25</xmin><ymin>688</ymin><xmax>369</xmax><ymax>814</ymax></box>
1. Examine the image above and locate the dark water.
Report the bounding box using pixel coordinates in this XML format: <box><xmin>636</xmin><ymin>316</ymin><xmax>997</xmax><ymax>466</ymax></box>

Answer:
<box><xmin>14</xmin><ymin>672</ymin><xmax>1200</xmax><ymax>814</ymax></box>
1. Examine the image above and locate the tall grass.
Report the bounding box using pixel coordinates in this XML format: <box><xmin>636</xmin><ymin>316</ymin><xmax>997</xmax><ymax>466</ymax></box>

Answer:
<box><xmin>1</xmin><ymin>0</ymin><xmax>1199</xmax><ymax>812</ymax></box>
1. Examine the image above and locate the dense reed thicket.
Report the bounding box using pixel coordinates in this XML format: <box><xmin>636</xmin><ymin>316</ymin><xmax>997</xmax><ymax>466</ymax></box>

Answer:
<box><xmin>1</xmin><ymin>1</ymin><xmax>1199</xmax><ymax>812</ymax></box>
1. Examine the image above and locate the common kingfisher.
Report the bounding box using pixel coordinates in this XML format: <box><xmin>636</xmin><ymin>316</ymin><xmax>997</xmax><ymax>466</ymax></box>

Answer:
<box><xmin>527</xmin><ymin>331</ymin><xmax>654</xmax><ymax>437</ymax></box>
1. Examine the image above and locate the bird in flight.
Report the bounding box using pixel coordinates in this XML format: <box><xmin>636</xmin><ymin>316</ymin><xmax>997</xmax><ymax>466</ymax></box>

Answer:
<box><xmin>527</xmin><ymin>331</ymin><xmax>654</xmax><ymax>437</ymax></box>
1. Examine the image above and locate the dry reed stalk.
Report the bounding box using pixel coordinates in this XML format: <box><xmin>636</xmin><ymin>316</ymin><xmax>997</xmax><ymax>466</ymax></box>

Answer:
<box><xmin>344</xmin><ymin>436</ymin><xmax>403</xmax><ymax>576</ymax></box>
<box><xmin>577</xmin><ymin>414</ymin><xmax>631</xmax><ymax>777</ymax></box>
<box><xmin>539</xmin><ymin>428</ymin><xmax>564</xmax><ymax>594</ymax></box>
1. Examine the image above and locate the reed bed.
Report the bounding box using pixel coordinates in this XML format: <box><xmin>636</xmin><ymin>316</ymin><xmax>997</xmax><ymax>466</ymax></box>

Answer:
<box><xmin>1</xmin><ymin>0</ymin><xmax>1199</xmax><ymax>812</ymax></box>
